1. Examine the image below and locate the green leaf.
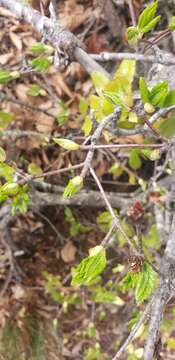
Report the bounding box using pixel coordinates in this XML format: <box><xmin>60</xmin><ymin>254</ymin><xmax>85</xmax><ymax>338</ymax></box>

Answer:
<box><xmin>138</xmin><ymin>178</ymin><xmax>147</xmax><ymax>191</ymax></box>
<box><xmin>103</xmin><ymin>90</ymin><xmax>124</xmax><ymax>107</ymax></box>
<box><xmin>150</xmin><ymin>81</ymin><xmax>169</xmax><ymax>107</ymax></box>
<box><xmin>28</xmin><ymin>163</ymin><xmax>43</xmax><ymax>177</ymax></box>
<box><xmin>29</xmin><ymin>42</ymin><xmax>53</xmax><ymax>54</ymax></box>
<box><xmin>169</xmin><ymin>16</ymin><xmax>175</xmax><ymax>30</ymax></box>
<box><xmin>96</xmin><ymin>211</ymin><xmax>113</xmax><ymax>232</ymax></box>
<box><xmin>53</xmin><ymin>138</ymin><xmax>80</xmax><ymax>150</ymax></box>
<box><xmin>91</xmin><ymin>72</ymin><xmax>109</xmax><ymax>95</ymax></box>
<box><xmin>135</xmin><ymin>262</ymin><xmax>157</xmax><ymax>304</ymax></box>
<box><xmin>140</xmin><ymin>16</ymin><xmax>161</xmax><ymax>33</ymax></box>
<box><xmin>142</xmin><ymin>224</ymin><xmax>160</xmax><ymax>248</ymax></box>
<box><xmin>139</xmin><ymin>77</ymin><xmax>150</xmax><ymax>103</ymax></box>
<box><xmin>156</xmin><ymin>115</ymin><xmax>175</xmax><ymax>138</ymax></box>
<box><xmin>108</xmin><ymin>163</ymin><xmax>123</xmax><ymax>178</ymax></box>
<box><xmin>0</xmin><ymin>147</ymin><xmax>6</xmax><ymax>162</ymax></box>
<box><xmin>0</xmin><ymin>70</ymin><xmax>12</xmax><ymax>84</ymax></box>
<box><xmin>0</xmin><ymin>163</ymin><xmax>14</xmax><ymax>181</ymax></box>
<box><xmin>164</xmin><ymin>90</ymin><xmax>175</xmax><ymax>107</ymax></box>
<box><xmin>31</xmin><ymin>56</ymin><xmax>52</xmax><ymax>72</ymax></box>
<box><xmin>63</xmin><ymin>176</ymin><xmax>83</xmax><ymax>198</ymax></box>
<box><xmin>104</xmin><ymin>60</ymin><xmax>136</xmax><ymax>109</ymax></box>
<box><xmin>128</xmin><ymin>112</ymin><xmax>138</xmax><ymax>124</ymax></box>
<box><xmin>79</xmin><ymin>98</ymin><xmax>88</xmax><ymax>114</ymax></box>
<box><xmin>11</xmin><ymin>185</ymin><xmax>30</xmax><ymax>215</ymax></box>
<box><xmin>122</xmin><ymin>262</ymin><xmax>157</xmax><ymax>304</ymax></box>
<box><xmin>71</xmin><ymin>245</ymin><xmax>106</xmax><ymax>286</ymax></box>
<box><xmin>27</xmin><ymin>84</ymin><xmax>47</xmax><ymax>97</ymax></box>
<box><xmin>0</xmin><ymin>182</ymin><xmax>19</xmax><ymax>196</ymax></box>
<box><xmin>0</xmin><ymin>111</ymin><xmax>14</xmax><ymax>128</ymax></box>
<box><xmin>125</xmin><ymin>26</ymin><xmax>141</xmax><ymax>45</ymax></box>
<box><xmin>141</xmin><ymin>149</ymin><xmax>160</xmax><ymax>161</ymax></box>
<box><xmin>114</xmin><ymin>60</ymin><xmax>136</xmax><ymax>84</ymax></box>
<box><xmin>129</xmin><ymin>149</ymin><xmax>142</xmax><ymax>170</ymax></box>
<box><xmin>138</xmin><ymin>1</ymin><xmax>160</xmax><ymax>33</ymax></box>
<box><xmin>64</xmin><ymin>206</ymin><xmax>74</xmax><ymax>223</ymax></box>
<box><xmin>82</xmin><ymin>115</ymin><xmax>92</xmax><ymax>136</ymax></box>
<box><xmin>0</xmin><ymin>70</ymin><xmax>20</xmax><ymax>85</ymax></box>
<box><xmin>91</xmin><ymin>287</ymin><xmax>124</xmax><ymax>305</ymax></box>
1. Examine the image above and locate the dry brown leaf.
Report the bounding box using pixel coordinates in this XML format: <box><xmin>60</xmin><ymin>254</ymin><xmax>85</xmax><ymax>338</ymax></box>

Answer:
<box><xmin>59</xmin><ymin>0</ymin><xmax>92</xmax><ymax>32</ymax></box>
<box><xmin>11</xmin><ymin>285</ymin><xmax>27</xmax><ymax>300</ymax></box>
<box><xmin>49</xmin><ymin>72</ymin><xmax>73</xmax><ymax>99</ymax></box>
<box><xmin>0</xmin><ymin>52</ymin><xmax>14</xmax><ymax>65</ymax></box>
<box><xmin>0</xmin><ymin>7</ymin><xmax>17</xmax><ymax>17</ymax></box>
<box><xmin>15</xmin><ymin>84</ymin><xmax>29</xmax><ymax>103</ymax></box>
<box><xmin>36</xmin><ymin>113</ymin><xmax>54</xmax><ymax>133</ymax></box>
<box><xmin>61</xmin><ymin>242</ymin><xmax>77</xmax><ymax>263</ymax></box>
<box><xmin>9</xmin><ymin>31</ymin><xmax>22</xmax><ymax>51</ymax></box>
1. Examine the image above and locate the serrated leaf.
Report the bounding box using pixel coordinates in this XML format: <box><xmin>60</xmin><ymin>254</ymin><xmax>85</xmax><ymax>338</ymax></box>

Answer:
<box><xmin>71</xmin><ymin>245</ymin><xmax>106</xmax><ymax>286</ymax></box>
<box><xmin>138</xmin><ymin>1</ymin><xmax>159</xmax><ymax>32</ymax></box>
<box><xmin>135</xmin><ymin>262</ymin><xmax>157</xmax><ymax>304</ymax></box>
<box><xmin>150</xmin><ymin>81</ymin><xmax>169</xmax><ymax>107</ymax></box>
<box><xmin>31</xmin><ymin>56</ymin><xmax>52</xmax><ymax>72</ymax></box>
<box><xmin>53</xmin><ymin>138</ymin><xmax>80</xmax><ymax>150</ymax></box>
<box><xmin>91</xmin><ymin>72</ymin><xmax>109</xmax><ymax>95</ymax></box>
<box><xmin>139</xmin><ymin>77</ymin><xmax>150</xmax><ymax>103</ymax></box>
<box><xmin>169</xmin><ymin>16</ymin><xmax>175</xmax><ymax>30</ymax></box>
<box><xmin>82</xmin><ymin>115</ymin><xmax>92</xmax><ymax>136</ymax></box>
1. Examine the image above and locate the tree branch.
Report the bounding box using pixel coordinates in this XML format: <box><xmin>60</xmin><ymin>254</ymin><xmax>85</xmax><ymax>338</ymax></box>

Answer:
<box><xmin>0</xmin><ymin>0</ymin><xmax>109</xmax><ymax>77</ymax></box>
<box><xmin>143</xmin><ymin>214</ymin><xmax>175</xmax><ymax>360</ymax></box>
<box><xmin>30</xmin><ymin>180</ymin><xmax>131</xmax><ymax>209</ymax></box>
<box><xmin>91</xmin><ymin>51</ymin><xmax>175</xmax><ymax>66</ymax></box>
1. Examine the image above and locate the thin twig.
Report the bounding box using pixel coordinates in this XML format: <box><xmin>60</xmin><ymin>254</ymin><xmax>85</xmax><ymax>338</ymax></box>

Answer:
<box><xmin>91</xmin><ymin>51</ymin><xmax>175</xmax><ymax>66</ymax></box>
<box><xmin>128</xmin><ymin>0</ymin><xmax>136</xmax><ymax>26</ymax></box>
<box><xmin>33</xmin><ymin>162</ymin><xmax>84</xmax><ymax>179</ymax></box>
<box><xmin>81</xmin><ymin>143</ymin><xmax>167</xmax><ymax>151</ymax></box>
<box><xmin>91</xmin><ymin>52</ymin><xmax>175</xmax><ymax>66</ymax></box>
<box><xmin>112</xmin><ymin>297</ymin><xmax>153</xmax><ymax>360</ymax></box>
<box><xmin>81</xmin><ymin>108</ymin><xmax>121</xmax><ymax>178</ymax></box>
<box><xmin>90</xmin><ymin>166</ymin><xmax>140</xmax><ymax>255</ymax></box>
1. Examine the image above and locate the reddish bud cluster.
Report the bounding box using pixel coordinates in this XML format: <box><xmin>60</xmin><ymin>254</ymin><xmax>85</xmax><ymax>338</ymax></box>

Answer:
<box><xmin>129</xmin><ymin>255</ymin><xmax>143</xmax><ymax>273</ymax></box>
<box><xmin>127</xmin><ymin>201</ymin><xmax>144</xmax><ymax>222</ymax></box>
